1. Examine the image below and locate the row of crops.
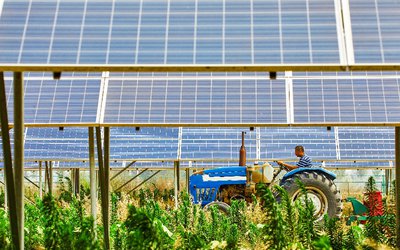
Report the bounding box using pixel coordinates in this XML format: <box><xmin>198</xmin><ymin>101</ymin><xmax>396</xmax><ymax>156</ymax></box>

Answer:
<box><xmin>0</xmin><ymin>176</ymin><xmax>397</xmax><ymax>249</ymax></box>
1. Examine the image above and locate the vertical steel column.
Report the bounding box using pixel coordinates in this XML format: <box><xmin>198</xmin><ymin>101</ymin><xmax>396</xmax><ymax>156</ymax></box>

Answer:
<box><xmin>96</xmin><ymin>127</ymin><xmax>109</xmax><ymax>250</ymax></box>
<box><xmin>104</xmin><ymin>127</ymin><xmax>110</xmax><ymax>250</ymax></box>
<box><xmin>44</xmin><ymin>162</ymin><xmax>48</xmax><ymax>193</ymax></box>
<box><xmin>395</xmin><ymin>127</ymin><xmax>400</xmax><ymax>248</ymax></box>
<box><xmin>49</xmin><ymin>161</ymin><xmax>53</xmax><ymax>195</ymax></box>
<box><xmin>0</xmin><ymin>71</ymin><xmax>20</xmax><ymax>249</ymax></box>
<box><xmin>39</xmin><ymin>161</ymin><xmax>42</xmax><ymax>199</ymax></box>
<box><xmin>185</xmin><ymin>168</ymin><xmax>190</xmax><ymax>192</ymax></box>
<box><xmin>385</xmin><ymin>169</ymin><xmax>389</xmax><ymax>196</ymax></box>
<box><xmin>89</xmin><ymin>127</ymin><xmax>97</xmax><ymax>225</ymax></box>
<box><xmin>70</xmin><ymin>169</ymin><xmax>74</xmax><ymax>194</ymax></box>
<box><xmin>3</xmin><ymin>170</ymin><xmax>7</xmax><ymax>209</ymax></box>
<box><xmin>14</xmin><ymin>72</ymin><xmax>24</xmax><ymax>248</ymax></box>
<box><xmin>174</xmin><ymin>161</ymin><xmax>180</xmax><ymax>208</ymax></box>
<box><xmin>74</xmin><ymin>169</ymin><xmax>80</xmax><ymax>196</ymax></box>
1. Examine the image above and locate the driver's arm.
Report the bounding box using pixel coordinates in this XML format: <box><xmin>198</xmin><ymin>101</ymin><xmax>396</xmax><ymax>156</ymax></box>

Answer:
<box><xmin>276</xmin><ymin>161</ymin><xmax>298</xmax><ymax>171</ymax></box>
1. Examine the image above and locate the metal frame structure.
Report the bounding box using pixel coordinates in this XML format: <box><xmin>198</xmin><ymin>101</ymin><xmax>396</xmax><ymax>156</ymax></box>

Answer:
<box><xmin>1</xmin><ymin>67</ymin><xmax>400</xmax><ymax>249</ymax></box>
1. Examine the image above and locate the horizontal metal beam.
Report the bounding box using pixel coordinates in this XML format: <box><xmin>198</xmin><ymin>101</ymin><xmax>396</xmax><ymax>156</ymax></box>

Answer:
<box><xmin>5</xmin><ymin>74</ymin><xmax>400</xmax><ymax>82</ymax></box>
<box><xmin>0</xmin><ymin>64</ymin><xmax>345</xmax><ymax>72</ymax></box>
<box><xmin>0</xmin><ymin>158</ymin><xmax>396</xmax><ymax>164</ymax></box>
<box><xmin>6</xmin><ymin>122</ymin><xmax>400</xmax><ymax>128</ymax></box>
<box><xmin>1</xmin><ymin>63</ymin><xmax>400</xmax><ymax>72</ymax></box>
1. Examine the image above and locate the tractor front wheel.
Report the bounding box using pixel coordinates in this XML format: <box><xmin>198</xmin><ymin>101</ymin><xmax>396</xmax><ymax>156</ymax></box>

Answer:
<box><xmin>280</xmin><ymin>171</ymin><xmax>342</xmax><ymax>221</ymax></box>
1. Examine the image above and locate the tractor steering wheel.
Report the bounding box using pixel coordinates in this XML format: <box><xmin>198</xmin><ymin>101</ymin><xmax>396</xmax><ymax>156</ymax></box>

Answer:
<box><xmin>276</xmin><ymin>161</ymin><xmax>290</xmax><ymax>172</ymax></box>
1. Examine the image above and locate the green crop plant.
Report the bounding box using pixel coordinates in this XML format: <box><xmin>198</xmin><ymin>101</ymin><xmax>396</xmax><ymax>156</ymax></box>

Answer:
<box><xmin>0</xmin><ymin>208</ymin><xmax>10</xmax><ymax>249</ymax></box>
<box><xmin>24</xmin><ymin>198</ymin><xmax>44</xmax><ymax>249</ymax></box>
<box><xmin>258</xmin><ymin>184</ymin><xmax>288</xmax><ymax>249</ymax></box>
<box><xmin>125</xmin><ymin>204</ymin><xmax>173</xmax><ymax>249</ymax></box>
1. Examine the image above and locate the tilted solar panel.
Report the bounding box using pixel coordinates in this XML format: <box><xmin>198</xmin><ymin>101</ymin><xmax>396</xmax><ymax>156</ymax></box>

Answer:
<box><xmin>4</xmin><ymin>74</ymin><xmax>101</xmax><ymax>123</ymax></box>
<box><xmin>103</xmin><ymin>73</ymin><xmax>286</xmax><ymax>124</ymax></box>
<box><xmin>293</xmin><ymin>75</ymin><xmax>400</xmax><ymax>123</ymax></box>
<box><xmin>0</xmin><ymin>0</ymin><xmax>341</xmax><ymax>65</ymax></box>
<box><xmin>350</xmin><ymin>0</ymin><xmax>400</xmax><ymax>63</ymax></box>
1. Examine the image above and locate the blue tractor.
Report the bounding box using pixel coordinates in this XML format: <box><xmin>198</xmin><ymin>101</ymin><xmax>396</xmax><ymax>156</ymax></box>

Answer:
<box><xmin>189</xmin><ymin>132</ymin><xmax>342</xmax><ymax>221</ymax></box>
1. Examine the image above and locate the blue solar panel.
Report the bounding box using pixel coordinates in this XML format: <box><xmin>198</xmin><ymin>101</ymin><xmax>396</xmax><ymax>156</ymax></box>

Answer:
<box><xmin>104</xmin><ymin>73</ymin><xmax>286</xmax><ymax>124</ymax></box>
<box><xmin>0</xmin><ymin>0</ymin><xmax>341</xmax><ymax>65</ymax></box>
<box><xmin>338</xmin><ymin>127</ymin><xmax>393</xmax><ymax>160</ymax></box>
<box><xmin>350</xmin><ymin>0</ymin><xmax>400</xmax><ymax>63</ymax></box>
<box><xmin>4</xmin><ymin>73</ymin><xmax>101</xmax><ymax>123</ymax></box>
<box><xmin>110</xmin><ymin>127</ymin><xmax>179</xmax><ymax>159</ymax></box>
<box><xmin>293</xmin><ymin>75</ymin><xmax>400</xmax><ymax>123</ymax></box>
<box><xmin>24</xmin><ymin>128</ymin><xmax>89</xmax><ymax>159</ymax></box>
<box><xmin>259</xmin><ymin>127</ymin><xmax>337</xmax><ymax>159</ymax></box>
<box><xmin>180</xmin><ymin>128</ymin><xmax>257</xmax><ymax>160</ymax></box>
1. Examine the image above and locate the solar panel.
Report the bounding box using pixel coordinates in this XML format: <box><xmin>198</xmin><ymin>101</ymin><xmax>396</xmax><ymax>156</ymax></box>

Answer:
<box><xmin>338</xmin><ymin>127</ymin><xmax>393</xmax><ymax>160</ymax></box>
<box><xmin>293</xmin><ymin>75</ymin><xmax>400</xmax><ymax>123</ymax></box>
<box><xmin>0</xmin><ymin>0</ymin><xmax>341</xmax><ymax>65</ymax></box>
<box><xmin>180</xmin><ymin>128</ymin><xmax>257</xmax><ymax>160</ymax></box>
<box><xmin>110</xmin><ymin>127</ymin><xmax>179</xmax><ymax>160</ymax></box>
<box><xmin>350</xmin><ymin>0</ymin><xmax>400</xmax><ymax>63</ymax></box>
<box><xmin>24</xmin><ymin>127</ymin><xmax>89</xmax><ymax>160</ymax></box>
<box><xmin>259</xmin><ymin>127</ymin><xmax>337</xmax><ymax>159</ymax></box>
<box><xmin>103</xmin><ymin>73</ymin><xmax>286</xmax><ymax>124</ymax></box>
<box><xmin>5</xmin><ymin>73</ymin><xmax>101</xmax><ymax>123</ymax></box>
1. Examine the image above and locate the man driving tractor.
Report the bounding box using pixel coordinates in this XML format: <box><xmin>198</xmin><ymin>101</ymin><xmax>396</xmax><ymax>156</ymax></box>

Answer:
<box><xmin>277</xmin><ymin>145</ymin><xmax>313</xmax><ymax>170</ymax></box>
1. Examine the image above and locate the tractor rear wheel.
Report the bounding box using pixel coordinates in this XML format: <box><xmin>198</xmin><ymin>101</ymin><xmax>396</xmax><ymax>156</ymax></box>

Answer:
<box><xmin>280</xmin><ymin>171</ymin><xmax>342</xmax><ymax>221</ymax></box>
<box><xmin>204</xmin><ymin>201</ymin><xmax>230</xmax><ymax>214</ymax></box>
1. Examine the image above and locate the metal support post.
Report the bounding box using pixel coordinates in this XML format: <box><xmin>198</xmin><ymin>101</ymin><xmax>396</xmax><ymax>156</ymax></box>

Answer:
<box><xmin>14</xmin><ymin>72</ymin><xmax>24</xmax><ymax>248</ymax></box>
<box><xmin>385</xmin><ymin>169</ymin><xmax>389</xmax><ymax>196</ymax></box>
<box><xmin>96</xmin><ymin>127</ymin><xmax>110</xmax><ymax>250</ymax></box>
<box><xmin>0</xmin><ymin>71</ymin><xmax>20</xmax><ymax>249</ymax></box>
<box><xmin>74</xmin><ymin>168</ymin><xmax>80</xmax><ymax>196</ymax></box>
<box><xmin>104</xmin><ymin>127</ymin><xmax>110</xmax><ymax>249</ymax></box>
<box><xmin>45</xmin><ymin>161</ymin><xmax>52</xmax><ymax>195</ymax></box>
<box><xmin>3</xmin><ymin>170</ymin><xmax>7</xmax><ymax>209</ymax></box>
<box><xmin>89</xmin><ymin>127</ymin><xmax>97</xmax><ymax>226</ymax></box>
<box><xmin>49</xmin><ymin>161</ymin><xmax>53</xmax><ymax>195</ymax></box>
<box><xmin>395</xmin><ymin>127</ymin><xmax>400</xmax><ymax>248</ymax></box>
<box><xmin>186</xmin><ymin>169</ymin><xmax>190</xmax><ymax>192</ymax></box>
<box><xmin>174</xmin><ymin>161</ymin><xmax>180</xmax><ymax>208</ymax></box>
<box><xmin>39</xmin><ymin>161</ymin><xmax>42</xmax><ymax>198</ymax></box>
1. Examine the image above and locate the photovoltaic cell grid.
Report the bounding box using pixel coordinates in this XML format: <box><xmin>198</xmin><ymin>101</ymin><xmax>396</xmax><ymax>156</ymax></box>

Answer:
<box><xmin>24</xmin><ymin>128</ymin><xmax>89</xmax><ymax>160</ymax></box>
<box><xmin>0</xmin><ymin>0</ymin><xmax>340</xmax><ymax>65</ymax></box>
<box><xmin>259</xmin><ymin>127</ymin><xmax>337</xmax><ymax>159</ymax></box>
<box><xmin>181</xmin><ymin>128</ymin><xmax>257</xmax><ymax>160</ymax></box>
<box><xmin>293</xmin><ymin>77</ymin><xmax>400</xmax><ymax>123</ymax></box>
<box><xmin>338</xmin><ymin>127</ymin><xmax>393</xmax><ymax>160</ymax></box>
<box><xmin>4</xmin><ymin>74</ymin><xmax>101</xmax><ymax>123</ymax></box>
<box><xmin>110</xmin><ymin>127</ymin><xmax>179</xmax><ymax>160</ymax></box>
<box><xmin>1</xmin><ymin>127</ymin><xmax>395</xmax><ymax>170</ymax></box>
<box><xmin>104</xmin><ymin>76</ymin><xmax>286</xmax><ymax>124</ymax></box>
<box><xmin>350</xmin><ymin>0</ymin><xmax>400</xmax><ymax>63</ymax></box>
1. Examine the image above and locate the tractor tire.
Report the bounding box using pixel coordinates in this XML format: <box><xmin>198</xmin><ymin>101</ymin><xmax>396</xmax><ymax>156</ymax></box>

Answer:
<box><xmin>280</xmin><ymin>171</ymin><xmax>342</xmax><ymax>221</ymax></box>
<box><xmin>204</xmin><ymin>201</ymin><xmax>230</xmax><ymax>214</ymax></box>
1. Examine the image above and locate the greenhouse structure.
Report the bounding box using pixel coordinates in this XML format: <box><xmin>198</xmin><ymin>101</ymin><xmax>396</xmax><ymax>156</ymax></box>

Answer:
<box><xmin>0</xmin><ymin>0</ymin><xmax>400</xmax><ymax>248</ymax></box>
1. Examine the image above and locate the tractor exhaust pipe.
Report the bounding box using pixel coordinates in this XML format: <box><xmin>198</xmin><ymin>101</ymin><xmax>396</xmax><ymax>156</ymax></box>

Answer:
<box><xmin>239</xmin><ymin>131</ymin><xmax>246</xmax><ymax>166</ymax></box>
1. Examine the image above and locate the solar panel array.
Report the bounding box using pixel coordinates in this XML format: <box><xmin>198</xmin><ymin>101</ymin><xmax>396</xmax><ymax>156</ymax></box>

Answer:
<box><xmin>0</xmin><ymin>0</ymin><xmax>399</xmax><ymax>169</ymax></box>
<box><xmin>0</xmin><ymin>127</ymin><xmax>393</xmax><ymax>168</ymax></box>
<box><xmin>293</xmin><ymin>76</ymin><xmax>400</xmax><ymax>123</ymax></box>
<box><xmin>0</xmin><ymin>0</ymin><xmax>341</xmax><ymax>65</ymax></box>
<box><xmin>350</xmin><ymin>0</ymin><xmax>400</xmax><ymax>63</ymax></box>
<box><xmin>104</xmin><ymin>73</ymin><xmax>286</xmax><ymax>124</ymax></box>
<box><xmin>4</xmin><ymin>73</ymin><xmax>101</xmax><ymax>123</ymax></box>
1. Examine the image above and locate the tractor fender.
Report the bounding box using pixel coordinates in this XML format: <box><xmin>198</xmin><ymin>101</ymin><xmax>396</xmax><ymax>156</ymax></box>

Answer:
<box><xmin>280</xmin><ymin>167</ymin><xmax>336</xmax><ymax>185</ymax></box>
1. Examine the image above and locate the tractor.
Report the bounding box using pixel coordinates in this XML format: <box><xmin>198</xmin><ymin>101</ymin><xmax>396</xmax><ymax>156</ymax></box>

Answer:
<box><xmin>189</xmin><ymin>132</ymin><xmax>342</xmax><ymax>221</ymax></box>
